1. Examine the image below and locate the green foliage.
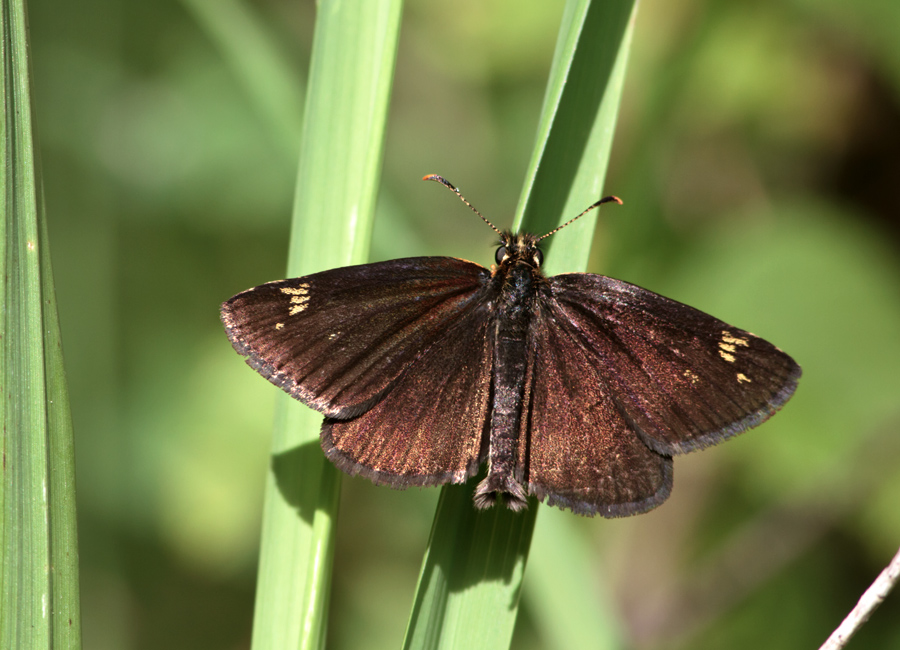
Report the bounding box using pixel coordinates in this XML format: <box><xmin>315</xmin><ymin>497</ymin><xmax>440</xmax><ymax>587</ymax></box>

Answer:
<box><xmin>22</xmin><ymin>0</ymin><xmax>900</xmax><ymax>648</ymax></box>
<box><xmin>402</xmin><ymin>3</ymin><xmax>635</xmax><ymax>648</ymax></box>
<box><xmin>250</xmin><ymin>3</ymin><xmax>403</xmax><ymax>649</ymax></box>
<box><xmin>1</xmin><ymin>0</ymin><xmax>81</xmax><ymax>647</ymax></box>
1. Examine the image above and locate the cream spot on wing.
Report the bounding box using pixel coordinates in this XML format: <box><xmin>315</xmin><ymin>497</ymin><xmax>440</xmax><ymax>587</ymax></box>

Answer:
<box><xmin>280</xmin><ymin>284</ymin><xmax>310</xmax><ymax>296</ymax></box>
<box><xmin>683</xmin><ymin>369</ymin><xmax>700</xmax><ymax>385</ymax></box>
<box><xmin>719</xmin><ymin>350</ymin><xmax>736</xmax><ymax>363</ymax></box>
<box><xmin>719</xmin><ymin>343</ymin><xmax>736</xmax><ymax>353</ymax></box>
<box><xmin>737</xmin><ymin>373</ymin><xmax>751</xmax><ymax>384</ymax></box>
<box><xmin>288</xmin><ymin>298</ymin><xmax>309</xmax><ymax>316</ymax></box>
<box><xmin>275</xmin><ymin>323</ymin><xmax>284</xmax><ymax>330</ymax></box>
<box><xmin>722</xmin><ymin>331</ymin><xmax>750</xmax><ymax>347</ymax></box>
<box><xmin>281</xmin><ymin>285</ymin><xmax>311</xmax><ymax>315</ymax></box>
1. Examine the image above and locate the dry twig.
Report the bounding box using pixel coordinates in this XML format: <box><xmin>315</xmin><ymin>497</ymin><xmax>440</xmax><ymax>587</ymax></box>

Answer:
<box><xmin>819</xmin><ymin>544</ymin><xmax>900</xmax><ymax>650</ymax></box>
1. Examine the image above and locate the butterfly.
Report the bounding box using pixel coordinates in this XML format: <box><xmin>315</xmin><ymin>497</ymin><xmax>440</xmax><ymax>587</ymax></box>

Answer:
<box><xmin>221</xmin><ymin>175</ymin><xmax>801</xmax><ymax>517</ymax></box>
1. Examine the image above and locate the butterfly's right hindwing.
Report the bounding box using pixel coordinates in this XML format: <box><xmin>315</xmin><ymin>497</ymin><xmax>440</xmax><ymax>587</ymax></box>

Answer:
<box><xmin>321</xmin><ymin>297</ymin><xmax>494</xmax><ymax>488</ymax></box>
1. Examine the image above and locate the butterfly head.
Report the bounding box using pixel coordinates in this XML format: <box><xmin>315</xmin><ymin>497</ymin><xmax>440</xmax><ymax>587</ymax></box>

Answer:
<box><xmin>496</xmin><ymin>232</ymin><xmax>543</xmax><ymax>269</ymax></box>
<box><xmin>422</xmin><ymin>173</ymin><xmax>622</xmax><ymax>274</ymax></box>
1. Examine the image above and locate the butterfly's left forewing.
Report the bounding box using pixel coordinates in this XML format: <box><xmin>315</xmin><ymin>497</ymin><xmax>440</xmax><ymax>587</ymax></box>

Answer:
<box><xmin>519</xmin><ymin>273</ymin><xmax>800</xmax><ymax>516</ymax></box>
<box><xmin>543</xmin><ymin>274</ymin><xmax>801</xmax><ymax>456</ymax></box>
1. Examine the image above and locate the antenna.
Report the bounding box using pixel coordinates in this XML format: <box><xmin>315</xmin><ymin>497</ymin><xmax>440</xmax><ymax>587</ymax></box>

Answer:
<box><xmin>424</xmin><ymin>174</ymin><xmax>622</xmax><ymax>240</ymax></box>
<box><xmin>423</xmin><ymin>175</ymin><xmax>502</xmax><ymax>236</ymax></box>
<box><xmin>538</xmin><ymin>195</ymin><xmax>622</xmax><ymax>241</ymax></box>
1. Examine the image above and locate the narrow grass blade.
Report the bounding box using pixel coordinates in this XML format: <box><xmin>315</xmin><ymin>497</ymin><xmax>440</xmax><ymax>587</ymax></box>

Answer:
<box><xmin>516</xmin><ymin>0</ymin><xmax>637</xmax><ymax>271</ymax></box>
<box><xmin>403</xmin><ymin>485</ymin><xmax>536</xmax><ymax>650</ymax></box>
<box><xmin>179</xmin><ymin>0</ymin><xmax>305</xmax><ymax>156</ymax></box>
<box><xmin>249</xmin><ymin>2</ymin><xmax>403</xmax><ymax>650</ymax></box>
<box><xmin>403</xmin><ymin>1</ymin><xmax>637</xmax><ymax>649</ymax></box>
<box><xmin>527</xmin><ymin>508</ymin><xmax>624</xmax><ymax>650</ymax></box>
<box><xmin>1</xmin><ymin>0</ymin><xmax>82</xmax><ymax>648</ymax></box>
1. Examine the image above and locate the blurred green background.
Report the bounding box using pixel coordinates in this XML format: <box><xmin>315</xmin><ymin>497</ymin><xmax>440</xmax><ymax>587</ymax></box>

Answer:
<box><xmin>30</xmin><ymin>0</ymin><xmax>900</xmax><ymax>648</ymax></box>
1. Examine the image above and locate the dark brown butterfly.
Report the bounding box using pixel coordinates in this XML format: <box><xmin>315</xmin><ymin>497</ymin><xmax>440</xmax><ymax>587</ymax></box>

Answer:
<box><xmin>221</xmin><ymin>175</ymin><xmax>800</xmax><ymax>517</ymax></box>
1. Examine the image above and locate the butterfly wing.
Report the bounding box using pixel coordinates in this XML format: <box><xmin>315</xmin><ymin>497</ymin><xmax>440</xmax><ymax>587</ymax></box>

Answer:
<box><xmin>221</xmin><ymin>257</ymin><xmax>491</xmax><ymax>418</ymax></box>
<box><xmin>545</xmin><ymin>274</ymin><xmax>800</xmax><ymax>456</ymax></box>
<box><xmin>322</xmin><ymin>295</ymin><xmax>494</xmax><ymax>487</ymax></box>
<box><xmin>520</xmin><ymin>273</ymin><xmax>800</xmax><ymax>516</ymax></box>
<box><xmin>521</xmin><ymin>308</ymin><xmax>674</xmax><ymax>517</ymax></box>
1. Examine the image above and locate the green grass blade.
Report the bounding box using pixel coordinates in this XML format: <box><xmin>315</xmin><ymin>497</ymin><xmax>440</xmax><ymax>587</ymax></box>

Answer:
<box><xmin>402</xmin><ymin>2</ymin><xmax>637</xmax><ymax>649</ymax></box>
<box><xmin>403</xmin><ymin>485</ymin><xmax>536</xmax><ymax>650</ymax></box>
<box><xmin>517</xmin><ymin>0</ymin><xmax>636</xmax><ymax>268</ymax></box>
<box><xmin>527</xmin><ymin>509</ymin><xmax>624</xmax><ymax>650</ymax></box>
<box><xmin>249</xmin><ymin>2</ymin><xmax>403</xmax><ymax>650</ymax></box>
<box><xmin>179</xmin><ymin>0</ymin><xmax>304</xmax><ymax>156</ymax></box>
<box><xmin>1</xmin><ymin>0</ymin><xmax>82</xmax><ymax>648</ymax></box>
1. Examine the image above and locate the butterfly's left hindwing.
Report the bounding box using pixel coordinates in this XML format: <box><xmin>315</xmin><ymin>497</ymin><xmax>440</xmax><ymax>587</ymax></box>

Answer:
<box><xmin>522</xmin><ymin>304</ymin><xmax>674</xmax><ymax>517</ymax></box>
<box><xmin>543</xmin><ymin>274</ymin><xmax>801</xmax><ymax>456</ymax></box>
<box><xmin>221</xmin><ymin>257</ymin><xmax>491</xmax><ymax>418</ymax></box>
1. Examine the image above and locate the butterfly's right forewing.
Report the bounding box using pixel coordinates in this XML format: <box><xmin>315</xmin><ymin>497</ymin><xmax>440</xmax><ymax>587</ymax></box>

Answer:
<box><xmin>221</xmin><ymin>257</ymin><xmax>491</xmax><ymax>418</ymax></box>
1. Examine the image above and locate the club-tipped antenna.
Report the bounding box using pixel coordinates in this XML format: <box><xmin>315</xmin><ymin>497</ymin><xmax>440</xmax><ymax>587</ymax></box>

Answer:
<box><xmin>537</xmin><ymin>195</ymin><xmax>623</xmax><ymax>241</ymax></box>
<box><xmin>423</xmin><ymin>174</ymin><xmax>502</xmax><ymax>236</ymax></box>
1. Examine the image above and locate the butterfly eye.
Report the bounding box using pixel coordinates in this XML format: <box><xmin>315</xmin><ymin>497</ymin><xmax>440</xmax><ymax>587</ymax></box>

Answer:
<box><xmin>495</xmin><ymin>246</ymin><xmax>508</xmax><ymax>265</ymax></box>
<box><xmin>532</xmin><ymin>248</ymin><xmax>544</xmax><ymax>267</ymax></box>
